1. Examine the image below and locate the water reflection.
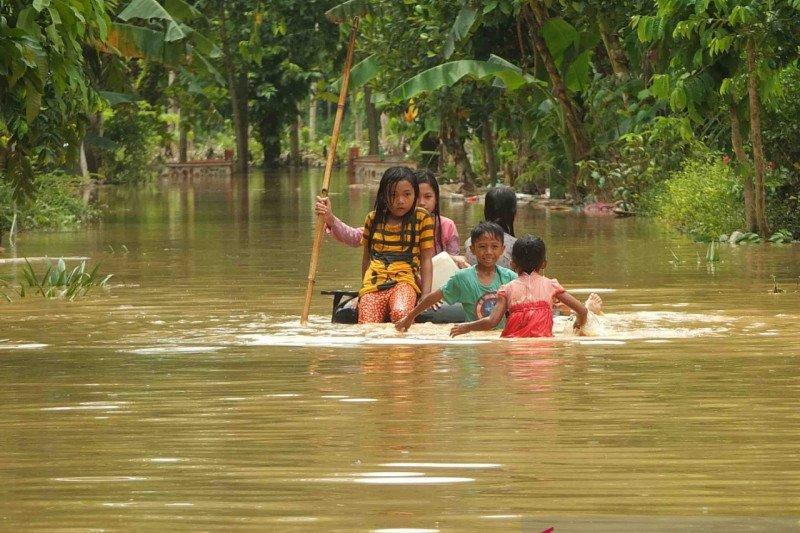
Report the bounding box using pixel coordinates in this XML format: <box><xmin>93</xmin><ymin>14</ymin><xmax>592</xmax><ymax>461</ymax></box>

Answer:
<box><xmin>1</xmin><ymin>169</ymin><xmax>799</xmax><ymax>528</ymax></box>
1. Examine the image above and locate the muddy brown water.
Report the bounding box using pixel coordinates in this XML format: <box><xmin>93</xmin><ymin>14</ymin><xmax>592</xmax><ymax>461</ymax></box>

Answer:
<box><xmin>1</xmin><ymin>170</ymin><xmax>799</xmax><ymax>531</ymax></box>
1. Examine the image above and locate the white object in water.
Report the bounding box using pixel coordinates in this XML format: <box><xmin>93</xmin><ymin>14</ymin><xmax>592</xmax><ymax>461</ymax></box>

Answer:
<box><xmin>431</xmin><ymin>252</ymin><xmax>459</xmax><ymax>290</ymax></box>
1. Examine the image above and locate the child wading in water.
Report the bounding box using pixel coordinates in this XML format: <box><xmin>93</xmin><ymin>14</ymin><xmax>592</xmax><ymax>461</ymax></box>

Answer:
<box><xmin>450</xmin><ymin>235</ymin><xmax>589</xmax><ymax>338</ymax></box>
<box><xmin>395</xmin><ymin>221</ymin><xmax>517</xmax><ymax>332</ymax></box>
<box><xmin>358</xmin><ymin>166</ymin><xmax>435</xmax><ymax>323</ymax></box>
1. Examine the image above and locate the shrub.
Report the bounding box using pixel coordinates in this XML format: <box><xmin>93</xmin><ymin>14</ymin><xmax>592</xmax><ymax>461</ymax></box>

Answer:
<box><xmin>0</xmin><ymin>171</ymin><xmax>96</xmax><ymax>233</ymax></box>
<box><xmin>654</xmin><ymin>157</ymin><xmax>744</xmax><ymax>241</ymax></box>
<box><xmin>577</xmin><ymin>116</ymin><xmax>710</xmax><ymax>208</ymax></box>
<box><xmin>100</xmin><ymin>101</ymin><xmax>170</xmax><ymax>184</ymax></box>
<box><xmin>765</xmin><ymin>167</ymin><xmax>800</xmax><ymax>238</ymax></box>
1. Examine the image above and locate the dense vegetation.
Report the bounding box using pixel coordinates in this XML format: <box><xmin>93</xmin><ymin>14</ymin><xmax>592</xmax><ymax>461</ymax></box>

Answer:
<box><xmin>2</xmin><ymin>0</ymin><xmax>800</xmax><ymax>241</ymax></box>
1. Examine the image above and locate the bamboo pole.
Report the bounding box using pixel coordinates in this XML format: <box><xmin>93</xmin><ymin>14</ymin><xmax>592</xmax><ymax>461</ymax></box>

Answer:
<box><xmin>301</xmin><ymin>18</ymin><xmax>360</xmax><ymax>324</ymax></box>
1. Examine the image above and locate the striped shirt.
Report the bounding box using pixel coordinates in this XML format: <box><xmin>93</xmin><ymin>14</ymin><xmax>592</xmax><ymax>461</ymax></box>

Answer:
<box><xmin>359</xmin><ymin>207</ymin><xmax>435</xmax><ymax>296</ymax></box>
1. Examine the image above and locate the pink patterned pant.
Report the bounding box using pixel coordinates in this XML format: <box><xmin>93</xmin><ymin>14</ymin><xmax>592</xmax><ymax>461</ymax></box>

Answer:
<box><xmin>358</xmin><ymin>283</ymin><xmax>417</xmax><ymax>324</ymax></box>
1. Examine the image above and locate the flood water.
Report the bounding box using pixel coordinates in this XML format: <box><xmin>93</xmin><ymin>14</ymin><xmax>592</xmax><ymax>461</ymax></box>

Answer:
<box><xmin>1</xmin><ymin>169</ymin><xmax>799</xmax><ymax>531</ymax></box>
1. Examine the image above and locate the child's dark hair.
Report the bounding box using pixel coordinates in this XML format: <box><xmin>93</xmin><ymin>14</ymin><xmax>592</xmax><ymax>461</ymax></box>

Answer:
<box><xmin>414</xmin><ymin>169</ymin><xmax>443</xmax><ymax>252</ymax></box>
<box><xmin>484</xmin><ymin>186</ymin><xmax>517</xmax><ymax>236</ymax></box>
<box><xmin>470</xmin><ymin>221</ymin><xmax>505</xmax><ymax>244</ymax></box>
<box><xmin>511</xmin><ymin>235</ymin><xmax>546</xmax><ymax>274</ymax></box>
<box><xmin>366</xmin><ymin>166</ymin><xmax>419</xmax><ymax>251</ymax></box>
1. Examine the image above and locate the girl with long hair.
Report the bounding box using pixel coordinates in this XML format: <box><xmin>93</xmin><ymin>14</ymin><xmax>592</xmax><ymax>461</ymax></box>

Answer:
<box><xmin>357</xmin><ymin>166</ymin><xmax>434</xmax><ymax>323</ymax></box>
<box><xmin>314</xmin><ymin>169</ymin><xmax>463</xmax><ymax>261</ymax></box>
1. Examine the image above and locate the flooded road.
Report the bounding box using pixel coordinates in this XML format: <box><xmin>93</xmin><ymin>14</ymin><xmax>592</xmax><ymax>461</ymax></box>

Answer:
<box><xmin>1</xmin><ymin>170</ymin><xmax>799</xmax><ymax>530</ymax></box>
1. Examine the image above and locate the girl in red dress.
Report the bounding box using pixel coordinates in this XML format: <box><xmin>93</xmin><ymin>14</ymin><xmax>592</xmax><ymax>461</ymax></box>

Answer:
<box><xmin>450</xmin><ymin>235</ymin><xmax>589</xmax><ymax>338</ymax></box>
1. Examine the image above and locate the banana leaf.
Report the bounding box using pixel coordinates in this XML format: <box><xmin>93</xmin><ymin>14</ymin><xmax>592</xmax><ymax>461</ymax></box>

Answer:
<box><xmin>388</xmin><ymin>58</ymin><xmax>539</xmax><ymax>101</ymax></box>
<box><xmin>443</xmin><ymin>5</ymin><xmax>478</xmax><ymax>59</ymax></box>
<box><xmin>164</xmin><ymin>0</ymin><xmax>201</xmax><ymax>21</ymax></box>
<box><xmin>107</xmin><ymin>23</ymin><xmax>165</xmax><ymax>61</ymax></box>
<box><xmin>118</xmin><ymin>0</ymin><xmax>191</xmax><ymax>42</ymax></box>
<box><xmin>332</xmin><ymin>54</ymin><xmax>380</xmax><ymax>91</ymax></box>
<box><xmin>98</xmin><ymin>90</ymin><xmax>138</xmax><ymax>106</ymax></box>
<box><xmin>565</xmin><ymin>49</ymin><xmax>592</xmax><ymax>92</ymax></box>
<box><xmin>541</xmin><ymin>17</ymin><xmax>578</xmax><ymax>67</ymax></box>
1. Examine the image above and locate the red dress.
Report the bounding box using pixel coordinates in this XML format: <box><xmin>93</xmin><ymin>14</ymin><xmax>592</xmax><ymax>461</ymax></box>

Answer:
<box><xmin>498</xmin><ymin>273</ymin><xmax>565</xmax><ymax>338</ymax></box>
<box><xmin>501</xmin><ymin>301</ymin><xmax>554</xmax><ymax>338</ymax></box>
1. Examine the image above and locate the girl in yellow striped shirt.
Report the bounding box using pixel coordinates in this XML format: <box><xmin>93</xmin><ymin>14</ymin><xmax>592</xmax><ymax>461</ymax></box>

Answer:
<box><xmin>358</xmin><ymin>166</ymin><xmax>435</xmax><ymax>323</ymax></box>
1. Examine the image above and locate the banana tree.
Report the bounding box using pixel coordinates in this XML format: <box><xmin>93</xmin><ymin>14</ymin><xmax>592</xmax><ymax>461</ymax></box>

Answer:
<box><xmin>105</xmin><ymin>0</ymin><xmax>221</xmax><ymax>164</ymax></box>
<box><xmin>382</xmin><ymin>55</ymin><xmax>544</xmax><ymax>190</ymax></box>
<box><xmin>433</xmin><ymin>0</ymin><xmax>597</xmax><ymax>192</ymax></box>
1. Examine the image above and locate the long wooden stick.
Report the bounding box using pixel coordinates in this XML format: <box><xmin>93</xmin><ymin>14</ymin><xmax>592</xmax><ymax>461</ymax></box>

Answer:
<box><xmin>301</xmin><ymin>18</ymin><xmax>360</xmax><ymax>324</ymax></box>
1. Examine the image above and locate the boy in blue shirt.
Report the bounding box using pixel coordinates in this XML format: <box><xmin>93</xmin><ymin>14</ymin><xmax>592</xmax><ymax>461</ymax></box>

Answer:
<box><xmin>395</xmin><ymin>221</ymin><xmax>517</xmax><ymax>332</ymax></box>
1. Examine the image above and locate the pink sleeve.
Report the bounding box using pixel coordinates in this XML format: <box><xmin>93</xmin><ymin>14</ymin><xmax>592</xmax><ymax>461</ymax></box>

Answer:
<box><xmin>497</xmin><ymin>281</ymin><xmax>511</xmax><ymax>301</ymax></box>
<box><xmin>327</xmin><ymin>215</ymin><xmax>363</xmax><ymax>247</ymax></box>
<box><xmin>550</xmin><ymin>278</ymin><xmax>565</xmax><ymax>298</ymax></box>
<box><xmin>439</xmin><ymin>217</ymin><xmax>461</xmax><ymax>254</ymax></box>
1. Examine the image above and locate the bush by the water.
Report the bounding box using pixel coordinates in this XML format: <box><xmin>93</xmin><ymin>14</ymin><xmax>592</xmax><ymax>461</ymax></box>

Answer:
<box><xmin>576</xmin><ymin>117</ymin><xmax>708</xmax><ymax>208</ymax></box>
<box><xmin>0</xmin><ymin>172</ymin><xmax>96</xmax><ymax>234</ymax></box>
<box><xmin>99</xmin><ymin>101</ymin><xmax>170</xmax><ymax>184</ymax></box>
<box><xmin>654</xmin><ymin>158</ymin><xmax>744</xmax><ymax>241</ymax></box>
<box><xmin>766</xmin><ymin>167</ymin><xmax>800</xmax><ymax>238</ymax></box>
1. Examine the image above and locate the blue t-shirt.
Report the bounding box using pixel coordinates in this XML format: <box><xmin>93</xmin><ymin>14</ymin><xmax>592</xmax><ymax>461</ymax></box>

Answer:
<box><xmin>440</xmin><ymin>265</ymin><xmax>518</xmax><ymax>326</ymax></box>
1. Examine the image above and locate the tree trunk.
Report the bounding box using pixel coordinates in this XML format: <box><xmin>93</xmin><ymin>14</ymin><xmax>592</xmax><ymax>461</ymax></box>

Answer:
<box><xmin>451</xmin><ymin>139</ymin><xmax>476</xmax><ymax>193</ymax></box>
<box><xmin>597</xmin><ymin>14</ymin><xmax>630</xmax><ymax>81</ymax></box>
<box><xmin>442</xmin><ymin>117</ymin><xmax>476</xmax><ymax>193</ymax></box>
<box><xmin>221</xmin><ymin>18</ymin><xmax>249</xmax><ymax>175</ymax></box>
<box><xmin>79</xmin><ymin>141</ymin><xmax>90</xmax><ymax>179</ymax></box>
<box><xmin>308</xmin><ymin>93</ymin><xmax>317</xmax><ymax>144</ymax></box>
<box><xmin>438</xmin><ymin>121</ymin><xmax>447</xmax><ymax>175</ymax></box>
<box><xmin>232</xmin><ymin>70</ymin><xmax>249</xmax><ymax>173</ymax></box>
<box><xmin>527</xmin><ymin>2</ymin><xmax>589</xmax><ymax>162</ymax></box>
<box><xmin>379</xmin><ymin>112</ymin><xmax>390</xmax><ymax>153</ymax></box>
<box><xmin>746</xmin><ymin>38</ymin><xmax>770</xmax><ymax>236</ymax></box>
<box><xmin>259</xmin><ymin>108</ymin><xmax>281</xmax><ymax>168</ymax></box>
<box><xmin>290</xmin><ymin>113</ymin><xmax>301</xmax><ymax>166</ymax></box>
<box><xmin>178</xmin><ymin>113</ymin><xmax>188</xmax><ymax>163</ymax></box>
<box><xmin>420</xmin><ymin>132</ymin><xmax>440</xmax><ymax>170</ymax></box>
<box><xmin>516</xmin><ymin>13</ymin><xmax>529</xmax><ymax>69</ymax></box>
<box><xmin>481</xmin><ymin>118</ymin><xmax>498</xmax><ymax>185</ymax></box>
<box><xmin>168</xmin><ymin>70</ymin><xmax>179</xmax><ymax>162</ymax></box>
<box><xmin>729</xmin><ymin>102</ymin><xmax>756</xmax><ymax>232</ymax></box>
<box><xmin>352</xmin><ymin>89</ymin><xmax>362</xmax><ymax>145</ymax></box>
<box><xmin>84</xmin><ymin>112</ymin><xmax>104</xmax><ymax>174</ymax></box>
<box><xmin>364</xmin><ymin>86</ymin><xmax>380</xmax><ymax>155</ymax></box>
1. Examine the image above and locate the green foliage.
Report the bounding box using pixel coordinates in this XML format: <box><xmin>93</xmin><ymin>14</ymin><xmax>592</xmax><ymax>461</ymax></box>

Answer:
<box><xmin>768</xmin><ymin>229</ymin><xmax>795</xmax><ymax>244</ymax></box>
<box><xmin>388</xmin><ymin>57</ymin><xmax>538</xmax><ymax>101</ymax></box>
<box><xmin>654</xmin><ymin>158</ymin><xmax>744</xmax><ymax>241</ymax></box>
<box><xmin>765</xmin><ymin>167</ymin><xmax>800</xmax><ymax>238</ymax></box>
<box><xmin>576</xmin><ymin>117</ymin><xmax>705</xmax><ymax>207</ymax></box>
<box><xmin>100</xmin><ymin>102</ymin><xmax>170</xmax><ymax>184</ymax></box>
<box><xmin>325</xmin><ymin>0</ymin><xmax>381</xmax><ymax>23</ymax></box>
<box><xmin>542</xmin><ymin>18</ymin><xmax>579</xmax><ymax>63</ymax></box>
<box><xmin>336</xmin><ymin>55</ymin><xmax>381</xmax><ymax>91</ymax></box>
<box><xmin>706</xmin><ymin>241</ymin><xmax>720</xmax><ymax>263</ymax></box>
<box><xmin>110</xmin><ymin>0</ymin><xmax>220</xmax><ymax>78</ymax></box>
<box><xmin>0</xmin><ymin>259</ymin><xmax>111</xmax><ymax>302</ymax></box>
<box><xmin>0</xmin><ymin>0</ymin><xmax>111</xmax><ymax>195</ymax></box>
<box><xmin>118</xmin><ymin>0</ymin><xmax>198</xmax><ymax>42</ymax></box>
<box><xmin>443</xmin><ymin>5</ymin><xmax>478</xmax><ymax>59</ymax></box>
<box><xmin>736</xmin><ymin>232</ymin><xmax>763</xmax><ymax>244</ymax></box>
<box><xmin>0</xmin><ymin>171</ymin><xmax>96</xmax><ymax>233</ymax></box>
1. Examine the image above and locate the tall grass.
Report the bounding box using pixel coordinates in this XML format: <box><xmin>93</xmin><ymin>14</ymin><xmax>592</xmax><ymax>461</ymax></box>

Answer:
<box><xmin>1</xmin><ymin>259</ymin><xmax>112</xmax><ymax>302</ymax></box>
